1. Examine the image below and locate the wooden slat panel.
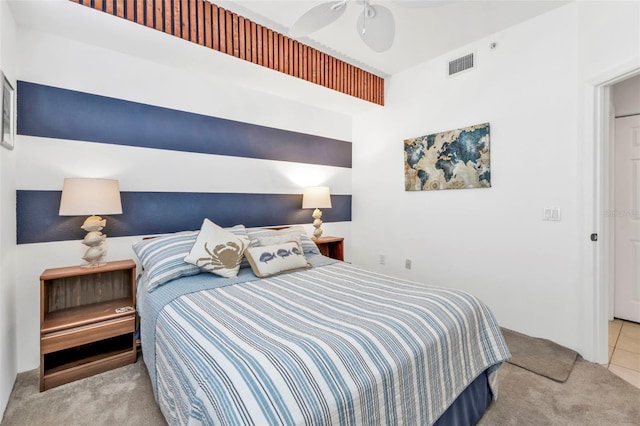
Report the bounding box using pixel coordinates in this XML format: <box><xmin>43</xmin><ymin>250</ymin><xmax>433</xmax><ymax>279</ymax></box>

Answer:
<box><xmin>264</xmin><ymin>27</ymin><xmax>269</xmax><ymax>68</ymax></box>
<box><xmin>106</xmin><ymin>0</ymin><xmax>114</xmax><ymax>15</ymax></box>
<box><xmin>244</xmin><ymin>19</ymin><xmax>251</xmax><ymax>61</ymax></box>
<box><xmin>197</xmin><ymin>0</ymin><xmax>204</xmax><ymax>44</ymax></box>
<box><xmin>251</xmin><ymin>22</ymin><xmax>258</xmax><ymax>63</ymax></box>
<box><xmin>212</xmin><ymin>4</ymin><xmax>219</xmax><ymax>50</ymax></box>
<box><xmin>302</xmin><ymin>45</ymin><xmax>307</xmax><ymax>80</ymax></box>
<box><xmin>125</xmin><ymin>0</ymin><xmax>134</xmax><ymax>20</ymax></box>
<box><xmin>218</xmin><ymin>7</ymin><xmax>226</xmax><ymax>53</ymax></box>
<box><xmin>292</xmin><ymin>41</ymin><xmax>298</xmax><ymax>78</ymax></box>
<box><xmin>189</xmin><ymin>0</ymin><xmax>197</xmax><ymax>42</ymax></box>
<box><xmin>374</xmin><ymin>75</ymin><xmax>378</xmax><ymax>104</ymax></box>
<box><xmin>256</xmin><ymin>24</ymin><xmax>263</xmax><ymax>65</ymax></box>
<box><xmin>204</xmin><ymin>2</ymin><xmax>212</xmax><ymax>47</ymax></box>
<box><xmin>116</xmin><ymin>0</ymin><xmax>124</xmax><ymax>18</ymax></box>
<box><xmin>278</xmin><ymin>34</ymin><xmax>284</xmax><ymax>72</ymax></box>
<box><xmin>267</xmin><ymin>29</ymin><xmax>273</xmax><ymax>69</ymax></box>
<box><xmin>180</xmin><ymin>0</ymin><xmax>189</xmax><ymax>40</ymax></box>
<box><xmin>238</xmin><ymin>16</ymin><xmax>246</xmax><ymax>60</ymax></box>
<box><xmin>163</xmin><ymin>0</ymin><xmax>171</xmax><ymax>32</ymax></box>
<box><xmin>329</xmin><ymin>56</ymin><xmax>336</xmax><ymax>90</ymax></box>
<box><xmin>311</xmin><ymin>49</ymin><xmax>316</xmax><ymax>83</ymax></box>
<box><xmin>287</xmin><ymin>39</ymin><xmax>293</xmax><ymax>75</ymax></box>
<box><xmin>323</xmin><ymin>53</ymin><xmax>328</xmax><ymax>88</ymax></box>
<box><xmin>146</xmin><ymin>0</ymin><xmax>153</xmax><ymax>26</ymax></box>
<box><xmin>95</xmin><ymin>0</ymin><xmax>104</xmax><ymax>11</ymax></box>
<box><xmin>135</xmin><ymin>0</ymin><xmax>143</xmax><ymax>24</ymax></box>
<box><xmin>225</xmin><ymin>10</ymin><xmax>233</xmax><ymax>55</ymax></box>
<box><xmin>171</xmin><ymin>0</ymin><xmax>180</xmax><ymax>36</ymax></box>
<box><xmin>325</xmin><ymin>54</ymin><xmax>330</xmax><ymax>88</ymax></box>
<box><xmin>232</xmin><ymin>13</ymin><xmax>240</xmax><ymax>58</ymax></box>
<box><xmin>155</xmin><ymin>0</ymin><xmax>162</xmax><ymax>30</ymax></box>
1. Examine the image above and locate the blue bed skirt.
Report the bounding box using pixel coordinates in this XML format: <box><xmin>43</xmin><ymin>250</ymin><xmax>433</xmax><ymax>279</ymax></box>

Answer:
<box><xmin>434</xmin><ymin>369</ymin><xmax>493</xmax><ymax>425</ymax></box>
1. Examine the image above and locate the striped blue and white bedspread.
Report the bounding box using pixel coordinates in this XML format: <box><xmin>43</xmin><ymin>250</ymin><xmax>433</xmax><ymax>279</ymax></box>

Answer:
<box><xmin>145</xmin><ymin>260</ymin><xmax>510</xmax><ymax>425</ymax></box>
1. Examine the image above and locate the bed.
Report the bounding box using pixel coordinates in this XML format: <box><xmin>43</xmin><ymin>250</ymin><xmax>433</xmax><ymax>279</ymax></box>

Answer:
<box><xmin>135</xmin><ymin>225</ymin><xmax>510</xmax><ymax>425</ymax></box>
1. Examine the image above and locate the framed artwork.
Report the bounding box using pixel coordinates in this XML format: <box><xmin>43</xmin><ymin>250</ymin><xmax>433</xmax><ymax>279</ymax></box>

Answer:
<box><xmin>404</xmin><ymin>122</ymin><xmax>490</xmax><ymax>191</ymax></box>
<box><xmin>1</xmin><ymin>72</ymin><xmax>14</xmax><ymax>150</ymax></box>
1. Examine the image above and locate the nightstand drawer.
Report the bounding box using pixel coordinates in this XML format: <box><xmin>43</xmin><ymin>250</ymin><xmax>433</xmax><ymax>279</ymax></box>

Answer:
<box><xmin>41</xmin><ymin>316</ymin><xmax>134</xmax><ymax>354</ymax></box>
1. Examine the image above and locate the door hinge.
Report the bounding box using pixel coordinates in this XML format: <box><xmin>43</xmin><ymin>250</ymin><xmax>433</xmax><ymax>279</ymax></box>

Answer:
<box><xmin>590</xmin><ymin>233</ymin><xmax>598</xmax><ymax>242</ymax></box>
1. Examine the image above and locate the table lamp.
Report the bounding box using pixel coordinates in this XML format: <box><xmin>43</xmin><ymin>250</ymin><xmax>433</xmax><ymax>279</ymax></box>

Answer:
<box><xmin>302</xmin><ymin>186</ymin><xmax>332</xmax><ymax>240</ymax></box>
<box><xmin>59</xmin><ymin>178</ymin><xmax>123</xmax><ymax>267</ymax></box>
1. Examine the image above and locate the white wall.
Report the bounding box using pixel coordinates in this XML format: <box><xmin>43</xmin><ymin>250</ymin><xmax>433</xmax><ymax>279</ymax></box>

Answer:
<box><xmin>0</xmin><ymin>0</ymin><xmax>17</xmax><ymax>419</ymax></box>
<box><xmin>13</xmin><ymin>25</ymin><xmax>353</xmax><ymax>372</ymax></box>
<box><xmin>352</xmin><ymin>1</ymin><xmax>640</xmax><ymax>360</ymax></box>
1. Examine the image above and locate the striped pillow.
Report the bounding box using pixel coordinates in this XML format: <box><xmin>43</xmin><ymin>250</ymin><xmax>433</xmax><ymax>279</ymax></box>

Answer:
<box><xmin>246</xmin><ymin>226</ymin><xmax>320</xmax><ymax>254</ymax></box>
<box><xmin>133</xmin><ymin>224</ymin><xmax>249</xmax><ymax>292</ymax></box>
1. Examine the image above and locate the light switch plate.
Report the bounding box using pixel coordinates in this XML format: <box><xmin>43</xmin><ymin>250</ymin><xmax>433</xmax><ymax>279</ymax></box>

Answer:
<box><xmin>543</xmin><ymin>207</ymin><xmax>561</xmax><ymax>221</ymax></box>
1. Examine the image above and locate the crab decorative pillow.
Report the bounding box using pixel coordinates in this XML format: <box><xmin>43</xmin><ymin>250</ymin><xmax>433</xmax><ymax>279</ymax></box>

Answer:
<box><xmin>184</xmin><ymin>219</ymin><xmax>250</xmax><ymax>278</ymax></box>
<box><xmin>245</xmin><ymin>241</ymin><xmax>310</xmax><ymax>278</ymax></box>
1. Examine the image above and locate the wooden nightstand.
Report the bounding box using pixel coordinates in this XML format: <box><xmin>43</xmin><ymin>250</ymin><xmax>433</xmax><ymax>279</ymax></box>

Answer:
<box><xmin>314</xmin><ymin>237</ymin><xmax>344</xmax><ymax>261</ymax></box>
<box><xmin>39</xmin><ymin>259</ymin><xmax>137</xmax><ymax>391</ymax></box>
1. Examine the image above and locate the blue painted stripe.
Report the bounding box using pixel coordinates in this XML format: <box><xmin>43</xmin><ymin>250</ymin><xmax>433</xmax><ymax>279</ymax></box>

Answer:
<box><xmin>16</xmin><ymin>191</ymin><xmax>351</xmax><ymax>244</ymax></box>
<box><xmin>16</xmin><ymin>81</ymin><xmax>352</xmax><ymax>168</ymax></box>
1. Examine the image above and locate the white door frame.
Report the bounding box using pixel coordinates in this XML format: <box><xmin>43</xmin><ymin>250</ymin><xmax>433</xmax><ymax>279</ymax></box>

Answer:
<box><xmin>586</xmin><ymin>60</ymin><xmax>640</xmax><ymax>363</ymax></box>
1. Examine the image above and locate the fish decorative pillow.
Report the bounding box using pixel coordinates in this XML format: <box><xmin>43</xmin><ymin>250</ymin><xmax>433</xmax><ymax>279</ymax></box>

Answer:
<box><xmin>245</xmin><ymin>241</ymin><xmax>310</xmax><ymax>278</ymax></box>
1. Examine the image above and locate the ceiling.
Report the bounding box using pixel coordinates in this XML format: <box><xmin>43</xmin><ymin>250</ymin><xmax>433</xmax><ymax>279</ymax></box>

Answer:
<box><xmin>218</xmin><ymin>0</ymin><xmax>571</xmax><ymax>77</ymax></box>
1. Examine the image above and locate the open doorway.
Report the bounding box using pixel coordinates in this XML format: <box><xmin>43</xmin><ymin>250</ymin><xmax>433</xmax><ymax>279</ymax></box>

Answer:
<box><xmin>589</xmin><ymin>68</ymin><xmax>640</xmax><ymax>386</ymax></box>
<box><xmin>587</xmin><ymin>64</ymin><xmax>639</xmax><ymax>366</ymax></box>
<box><xmin>610</xmin><ymin>75</ymin><xmax>640</xmax><ymax>324</ymax></box>
<box><xmin>604</xmin><ymin>75</ymin><xmax>640</xmax><ymax>388</ymax></box>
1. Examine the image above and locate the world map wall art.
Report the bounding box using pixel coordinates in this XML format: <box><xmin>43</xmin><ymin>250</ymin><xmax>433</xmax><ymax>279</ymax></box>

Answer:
<box><xmin>404</xmin><ymin>122</ymin><xmax>491</xmax><ymax>191</ymax></box>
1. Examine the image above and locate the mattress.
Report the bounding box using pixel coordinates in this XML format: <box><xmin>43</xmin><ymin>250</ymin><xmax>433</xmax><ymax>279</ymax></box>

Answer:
<box><xmin>138</xmin><ymin>254</ymin><xmax>510</xmax><ymax>425</ymax></box>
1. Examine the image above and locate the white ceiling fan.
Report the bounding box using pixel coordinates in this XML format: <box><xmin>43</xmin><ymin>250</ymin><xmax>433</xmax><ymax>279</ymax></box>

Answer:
<box><xmin>289</xmin><ymin>0</ymin><xmax>456</xmax><ymax>53</ymax></box>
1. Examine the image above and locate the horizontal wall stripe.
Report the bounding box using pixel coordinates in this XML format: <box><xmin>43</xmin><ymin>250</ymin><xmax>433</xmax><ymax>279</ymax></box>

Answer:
<box><xmin>16</xmin><ymin>136</ymin><xmax>353</xmax><ymax>195</ymax></box>
<box><xmin>17</xmin><ymin>191</ymin><xmax>352</xmax><ymax>244</ymax></box>
<box><xmin>17</xmin><ymin>81</ymin><xmax>352</xmax><ymax>168</ymax></box>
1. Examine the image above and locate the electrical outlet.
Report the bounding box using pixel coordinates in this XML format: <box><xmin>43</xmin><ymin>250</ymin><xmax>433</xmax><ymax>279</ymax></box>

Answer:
<box><xmin>405</xmin><ymin>259</ymin><xmax>412</xmax><ymax>270</ymax></box>
<box><xmin>379</xmin><ymin>255</ymin><xmax>386</xmax><ymax>265</ymax></box>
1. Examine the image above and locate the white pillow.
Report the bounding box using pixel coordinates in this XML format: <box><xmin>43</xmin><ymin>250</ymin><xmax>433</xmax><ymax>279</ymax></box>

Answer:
<box><xmin>246</xmin><ymin>226</ymin><xmax>320</xmax><ymax>254</ymax></box>
<box><xmin>256</xmin><ymin>229</ymin><xmax>301</xmax><ymax>246</ymax></box>
<box><xmin>184</xmin><ymin>219</ymin><xmax>250</xmax><ymax>278</ymax></box>
<box><xmin>245</xmin><ymin>241</ymin><xmax>310</xmax><ymax>278</ymax></box>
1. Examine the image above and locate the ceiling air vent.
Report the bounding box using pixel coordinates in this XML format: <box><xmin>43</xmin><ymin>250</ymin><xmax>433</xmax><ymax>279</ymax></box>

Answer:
<box><xmin>448</xmin><ymin>53</ymin><xmax>475</xmax><ymax>76</ymax></box>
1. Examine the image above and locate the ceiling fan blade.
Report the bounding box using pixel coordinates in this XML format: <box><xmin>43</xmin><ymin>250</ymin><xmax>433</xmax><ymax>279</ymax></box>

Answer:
<box><xmin>356</xmin><ymin>4</ymin><xmax>395</xmax><ymax>53</ymax></box>
<box><xmin>289</xmin><ymin>1</ymin><xmax>347</xmax><ymax>38</ymax></box>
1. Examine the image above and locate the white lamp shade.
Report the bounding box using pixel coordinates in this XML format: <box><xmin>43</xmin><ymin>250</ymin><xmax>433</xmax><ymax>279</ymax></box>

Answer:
<box><xmin>59</xmin><ymin>178</ymin><xmax>123</xmax><ymax>216</ymax></box>
<box><xmin>302</xmin><ymin>186</ymin><xmax>332</xmax><ymax>209</ymax></box>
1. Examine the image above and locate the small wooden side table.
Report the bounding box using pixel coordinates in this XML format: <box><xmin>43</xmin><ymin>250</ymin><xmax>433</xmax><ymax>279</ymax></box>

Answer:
<box><xmin>40</xmin><ymin>260</ymin><xmax>137</xmax><ymax>391</ymax></box>
<box><xmin>314</xmin><ymin>237</ymin><xmax>344</xmax><ymax>261</ymax></box>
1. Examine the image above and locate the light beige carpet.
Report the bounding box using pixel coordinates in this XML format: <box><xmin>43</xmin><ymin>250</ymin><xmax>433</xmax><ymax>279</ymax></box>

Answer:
<box><xmin>0</xmin><ymin>358</ymin><xmax>165</xmax><ymax>426</ymax></box>
<box><xmin>479</xmin><ymin>358</ymin><xmax>640</xmax><ymax>425</ymax></box>
<box><xmin>501</xmin><ymin>327</ymin><xmax>578</xmax><ymax>382</ymax></box>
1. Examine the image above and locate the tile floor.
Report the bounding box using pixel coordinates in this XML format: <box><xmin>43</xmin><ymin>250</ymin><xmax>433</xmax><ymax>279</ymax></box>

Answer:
<box><xmin>608</xmin><ymin>319</ymin><xmax>640</xmax><ymax>389</ymax></box>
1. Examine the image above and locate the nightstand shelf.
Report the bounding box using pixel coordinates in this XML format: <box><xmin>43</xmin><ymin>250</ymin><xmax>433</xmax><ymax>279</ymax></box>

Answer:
<box><xmin>314</xmin><ymin>237</ymin><xmax>344</xmax><ymax>261</ymax></box>
<box><xmin>40</xmin><ymin>260</ymin><xmax>137</xmax><ymax>391</ymax></box>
